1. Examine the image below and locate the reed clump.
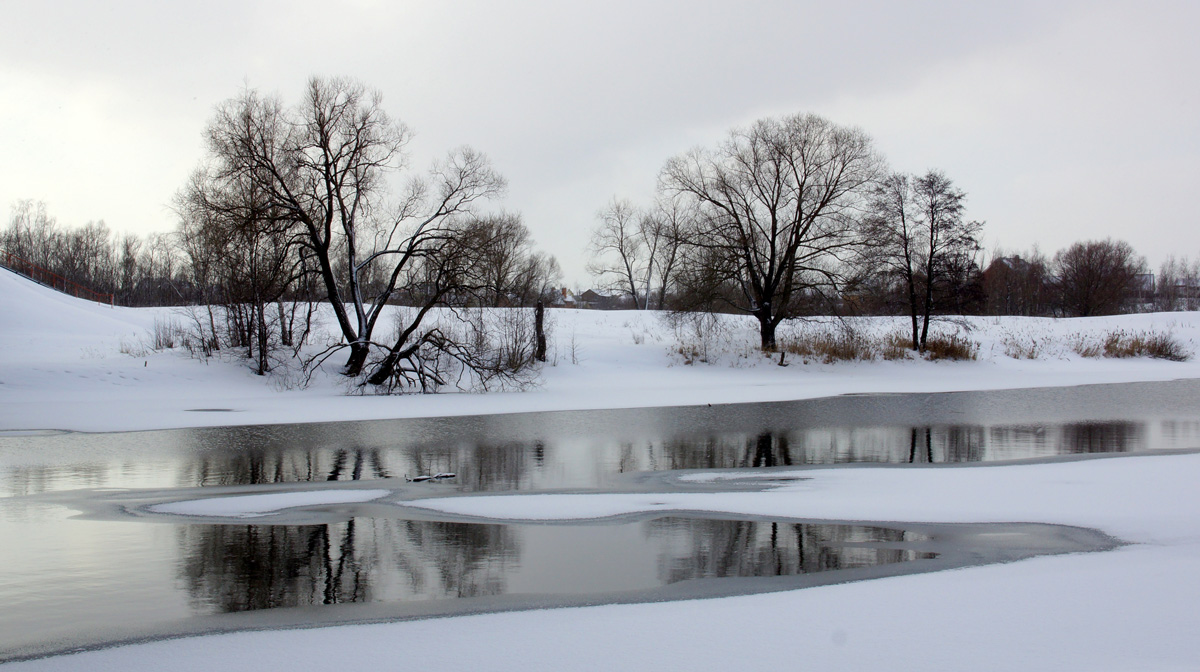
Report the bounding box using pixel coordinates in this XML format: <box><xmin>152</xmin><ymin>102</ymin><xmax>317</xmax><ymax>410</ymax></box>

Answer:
<box><xmin>1073</xmin><ymin>330</ymin><xmax>1191</xmax><ymax>362</ymax></box>
<box><xmin>777</xmin><ymin>329</ymin><xmax>977</xmax><ymax>363</ymax></box>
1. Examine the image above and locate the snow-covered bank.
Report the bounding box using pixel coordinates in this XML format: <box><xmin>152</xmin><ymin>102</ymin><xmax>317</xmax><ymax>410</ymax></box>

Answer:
<box><xmin>6</xmin><ymin>452</ymin><xmax>1198</xmax><ymax>672</ymax></box>
<box><xmin>2</xmin><ymin>267</ymin><xmax>1198</xmax><ymax>433</ymax></box>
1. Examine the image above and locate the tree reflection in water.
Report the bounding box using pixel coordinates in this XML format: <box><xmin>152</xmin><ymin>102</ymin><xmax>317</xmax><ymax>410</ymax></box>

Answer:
<box><xmin>1061</xmin><ymin>422</ymin><xmax>1141</xmax><ymax>454</ymax></box>
<box><xmin>1</xmin><ymin>417</ymin><xmax>1172</xmax><ymax>500</ymax></box>
<box><xmin>650</xmin><ymin>420</ymin><xmax>1141</xmax><ymax>472</ymax></box>
<box><xmin>176</xmin><ymin>518</ymin><xmax>518</xmax><ymax>613</ymax></box>
<box><xmin>648</xmin><ymin>518</ymin><xmax>936</xmax><ymax>583</ymax></box>
<box><xmin>157</xmin><ymin>417</ymin><xmax>1159</xmax><ymax>615</ymax></box>
<box><xmin>185</xmin><ymin>446</ymin><xmax>395</xmax><ymax>488</ymax></box>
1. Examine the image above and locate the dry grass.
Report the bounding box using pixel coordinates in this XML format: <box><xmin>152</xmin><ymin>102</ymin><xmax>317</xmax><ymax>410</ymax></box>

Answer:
<box><xmin>1074</xmin><ymin>330</ymin><xmax>1191</xmax><ymax>362</ymax></box>
<box><xmin>922</xmin><ymin>333</ymin><xmax>978</xmax><ymax>361</ymax></box>
<box><xmin>779</xmin><ymin>330</ymin><xmax>874</xmax><ymax>363</ymax></box>
<box><xmin>1002</xmin><ymin>336</ymin><xmax>1044</xmax><ymax>360</ymax></box>
<box><xmin>880</xmin><ymin>333</ymin><xmax>911</xmax><ymax>360</ymax></box>
<box><xmin>778</xmin><ymin>329</ymin><xmax>977</xmax><ymax>364</ymax></box>
<box><xmin>664</xmin><ymin>311</ymin><xmax>732</xmax><ymax>365</ymax></box>
<box><xmin>675</xmin><ymin>343</ymin><xmax>705</xmax><ymax>365</ymax></box>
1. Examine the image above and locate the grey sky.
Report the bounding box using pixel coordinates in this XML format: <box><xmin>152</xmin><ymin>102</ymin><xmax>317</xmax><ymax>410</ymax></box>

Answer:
<box><xmin>2</xmin><ymin>1</ymin><xmax>1197</xmax><ymax>283</ymax></box>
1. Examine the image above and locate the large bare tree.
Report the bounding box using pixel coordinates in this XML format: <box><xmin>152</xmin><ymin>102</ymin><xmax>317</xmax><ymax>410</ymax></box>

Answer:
<box><xmin>661</xmin><ymin>113</ymin><xmax>883</xmax><ymax>348</ymax></box>
<box><xmin>201</xmin><ymin>77</ymin><xmax>506</xmax><ymax>379</ymax></box>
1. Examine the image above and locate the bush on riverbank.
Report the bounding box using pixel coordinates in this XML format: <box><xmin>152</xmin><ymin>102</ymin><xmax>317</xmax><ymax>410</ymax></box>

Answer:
<box><xmin>1073</xmin><ymin>330</ymin><xmax>1191</xmax><ymax>362</ymax></box>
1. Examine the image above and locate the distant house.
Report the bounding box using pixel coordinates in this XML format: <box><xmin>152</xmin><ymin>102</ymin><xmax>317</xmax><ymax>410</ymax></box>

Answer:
<box><xmin>549</xmin><ymin>288</ymin><xmax>578</xmax><ymax>308</ymax></box>
<box><xmin>578</xmin><ymin>289</ymin><xmax>623</xmax><ymax>310</ymax></box>
<box><xmin>548</xmin><ymin>288</ymin><xmax>626</xmax><ymax>310</ymax></box>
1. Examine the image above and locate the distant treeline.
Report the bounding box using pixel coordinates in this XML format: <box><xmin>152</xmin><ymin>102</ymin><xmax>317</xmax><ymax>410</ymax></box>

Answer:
<box><xmin>1</xmin><ymin>199</ymin><xmax>562</xmax><ymax>311</ymax></box>
<box><xmin>4</xmin><ymin>199</ymin><xmax>1197</xmax><ymax>319</ymax></box>
<box><xmin>2</xmin><ymin>200</ymin><xmax>188</xmax><ymax>306</ymax></box>
<box><xmin>848</xmin><ymin>238</ymin><xmax>1199</xmax><ymax>319</ymax></box>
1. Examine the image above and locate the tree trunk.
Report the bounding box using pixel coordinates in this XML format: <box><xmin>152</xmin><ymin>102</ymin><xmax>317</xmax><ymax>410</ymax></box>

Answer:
<box><xmin>206</xmin><ymin>304</ymin><xmax>220</xmax><ymax>352</ymax></box>
<box><xmin>920</xmin><ymin>280</ymin><xmax>933</xmax><ymax>351</ymax></box>
<box><xmin>534</xmin><ymin>300</ymin><xmax>547</xmax><ymax>362</ymax></box>
<box><xmin>904</xmin><ymin>269</ymin><xmax>920</xmax><ymax>351</ymax></box>
<box><xmin>344</xmin><ymin>342</ymin><xmax>371</xmax><ymax>376</ymax></box>
<box><xmin>909</xmin><ymin>311</ymin><xmax>921</xmax><ymax>352</ymax></box>
<box><xmin>757</xmin><ymin>301</ymin><xmax>776</xmax><ymax>350</ymax></box>
<box><xmin>920</xmin><ymin>246</ymin><xmax>936</xmax><ymax>350</ymax></box>
<box><xmin>278</xmin><ymin>300</ymin><xmax>293</xmax><ymax>347</ymax></box>
<box><xmin>365</xmin><ymin>351</ymin><xmax>397</xmax><ymax>386</ymax></box>
<box><xmin>254</xmin><ymin>302</ymin><xmax>269</xmax><ymax>375</ymax></box>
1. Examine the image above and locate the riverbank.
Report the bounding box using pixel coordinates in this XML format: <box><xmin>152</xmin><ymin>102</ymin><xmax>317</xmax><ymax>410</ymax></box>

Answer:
<box><xmin>2</xmin><ymin>267</ymin><xmax>1199</xmax><ymax>433</ymax></box>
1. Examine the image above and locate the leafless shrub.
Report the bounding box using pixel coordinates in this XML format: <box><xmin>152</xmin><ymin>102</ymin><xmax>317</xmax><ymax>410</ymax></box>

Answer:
<box><xmin>663</xmin><ymin>311</ymin><xmax>730</xmax><ymax>365</ymax></box>
<box><xmin>152</xmin><ymin>316</ymin><xmax>189</xmax><ymax>350</ymax></box>
<box><xmin>178</xmin><ymin>306</ymin><xmax>221</xmax><ymax>358</ymax></box>
<box><xmin>368</xmin><ymin>307</ymin><xmax>542</xmax><ymax>393</ymax></box>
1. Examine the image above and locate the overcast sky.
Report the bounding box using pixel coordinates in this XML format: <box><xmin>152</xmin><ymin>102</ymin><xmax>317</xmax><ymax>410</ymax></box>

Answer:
<box><xmin>2</xmin><ymin>0</ymin><xmax>1197</xmax><ymax>283</ymax></box>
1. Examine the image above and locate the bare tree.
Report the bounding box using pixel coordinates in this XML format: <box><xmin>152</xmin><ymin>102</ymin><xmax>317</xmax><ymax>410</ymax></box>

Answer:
<box><xmin>587</xmin><ymin>198</ymin><xmax>647</xmax><ymax>308</ymax></box>
<box><xmin>912</xmin><ymin>171</ymin><xmax>980</xmax><ymax>348</ymax></box>
<box><xmin>1053</xmin><ymin>239</ymin><xmax>1147</xmax><ymax>316</ymax></box>
<box><xmin>2</xmin><ymin>200</ymin><xmax>57</xmax><ymax>269</ymax></box>
<box><xmin>586</xmin><ymin>195</ymin><xmax>687</xmax><ymax>310</ymax></box>
<box><xmin>362</xmin><ymin>216</ymin><xmax>538</xmax><ymax>388</ymax></box>
<box><xmin>470</xmin><ymin>212</ymin><xmax>560</xmax><ymax>307</ymax></box>
<box><xmin>863</xmin><ymin>173</ymin><xmax>922</xmax><ymax>345</ymax></box>
<box><xmin>473</xmin><ymin>212</ymin><xmax>530</xmax><ymax>307</ymax></box>
<box><xmin>2</xmin><ymin>200</ymin><xmax>186</xmax><ymax>306</ymax></box>
<box><xmin>177</xmin><ymin>168</ymin><xmax>304</xmax><ymax>373</ymax></box>
<box><xmin>641</xmin><ymin>196</ymin><xmax>687</xmax><ymax>309</ymax></box>
<box><xmin>199</xmin><ymin>77</ymin><xmax>506</xmax><ymax>380</ymax></box>
<box><xmin>1155</xmin><ymin>255</ymin><xmax>1200</xmax><ymax>311</ymax></box>
<box><xmin>661</xmin><ymin>113</ymin><xmax>883</xmax><ymax>348</ymax></box>
<box><xmin>866</xmin><ymin>170</ymin><xmax>980</xmax><ymax>350</ymax></box>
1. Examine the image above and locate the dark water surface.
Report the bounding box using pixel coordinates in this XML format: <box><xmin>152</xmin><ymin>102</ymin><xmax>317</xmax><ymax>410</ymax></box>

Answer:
<box><xmin>1</xmin><ymin>380</ymin><xmax>1197</xmax><ymax>660</ymax></box>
